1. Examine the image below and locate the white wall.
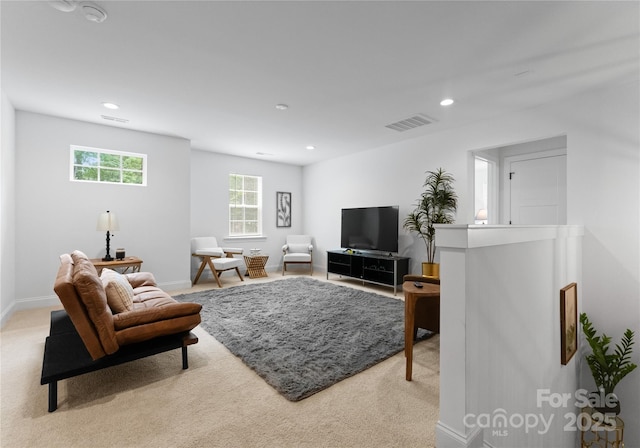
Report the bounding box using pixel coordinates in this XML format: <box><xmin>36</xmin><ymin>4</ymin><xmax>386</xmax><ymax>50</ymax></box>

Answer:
<box><xmin>0</xmin><ymin>92</ymin><xmax>16</xmax><ymax>325</ymax></box>
<box><xmin>565</xmin><ymin>81</ymin><xmax>640</xmax><ymax>438</ymax></box>
<box><xmin>437</xmin><ymin>225</ymin><xmax>583</xmax><ymax>447</ymax></box>
<box><xmin>303</xmin><ymin>80</ymin><xmax>639</xmax><ymax>445</ymax></box>
<box><xmin>303</xmin><ymin>138</ymin><xmax>465</xmax><ymax>275</ymax></box>
<box><xmin>190</xmin><ymin>149</ymin><xmax>303</xmax><ymax>276</ymax></box>
<box><xmin>14</xmin><ymin>112</ymin><xmax>192</xmax><ymax>310</ymax></box>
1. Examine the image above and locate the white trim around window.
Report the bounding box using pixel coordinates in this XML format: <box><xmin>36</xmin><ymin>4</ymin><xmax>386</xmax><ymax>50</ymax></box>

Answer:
<box><xmin>70</xmin><ymin>145</ymin><xmax>147</xmax><ymax>186</ymax></box>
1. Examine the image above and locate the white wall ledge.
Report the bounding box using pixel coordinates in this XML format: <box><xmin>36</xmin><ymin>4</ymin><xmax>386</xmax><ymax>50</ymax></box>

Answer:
<box><xmin>435</xmin><ymin>224</ymin><xmax>584</xmax><ymax>249</ymax></box>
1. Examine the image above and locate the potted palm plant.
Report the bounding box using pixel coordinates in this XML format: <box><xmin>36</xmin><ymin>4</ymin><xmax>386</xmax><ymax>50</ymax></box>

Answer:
<box><xmin>579</xmin><ymin>312</ymin><xmax>637</xmax><ymax>416</ymax></box>
<box><xmin>403</xmin><ymin>168</ymin><xmax>458</xmax><ymax>278</ymax></box>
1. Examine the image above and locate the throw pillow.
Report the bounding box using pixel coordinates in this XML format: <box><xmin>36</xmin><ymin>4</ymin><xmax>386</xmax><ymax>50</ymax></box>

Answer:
<box><xmin>101</xmin><ymin>268</ymin><xmax>134</xmax><ymax>313</ymax></box>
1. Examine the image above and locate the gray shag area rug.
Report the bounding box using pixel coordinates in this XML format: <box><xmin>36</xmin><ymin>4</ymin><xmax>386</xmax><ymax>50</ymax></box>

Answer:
<box><xmin>174</xmin><ymin>277</ymin><xmax>430</xmax><ymax>401</ymax></box>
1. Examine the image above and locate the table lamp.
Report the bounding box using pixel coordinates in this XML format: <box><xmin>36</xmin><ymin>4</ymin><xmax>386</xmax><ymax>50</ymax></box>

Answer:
<box><xmin>475</xmin><ymin>209</ymin><xmax>488</xmax><ymax>224</ymax></box>
<box><xmin>97</xmin><ymin>210</ymin><xmax>119</xmax><ymax>261</ymax></box>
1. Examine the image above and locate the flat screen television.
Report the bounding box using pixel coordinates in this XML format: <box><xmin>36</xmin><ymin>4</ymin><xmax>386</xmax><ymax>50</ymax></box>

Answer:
<box><xmin>341</xmin><ymin>206</ymin><xmax>399</xmax><ymax>253</ymax></box>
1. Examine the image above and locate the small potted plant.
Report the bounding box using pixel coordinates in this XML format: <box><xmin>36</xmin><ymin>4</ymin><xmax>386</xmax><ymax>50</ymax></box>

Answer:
<box><xmin>403</xmin><ymin>168</ymin><xmax>457</xmax><ymax>278</ymax></box>
<box><xmin>579</xmin><ymin>312</ymin><xmax>637</xmax><ymax>416</ymax></box>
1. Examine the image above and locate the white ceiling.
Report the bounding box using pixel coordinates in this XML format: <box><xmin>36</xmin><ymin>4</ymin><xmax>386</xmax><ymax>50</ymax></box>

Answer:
<box><xmin>2</xmin><ymin>1</ymin><xmax>638</xmax><ymax>166</ymax></box>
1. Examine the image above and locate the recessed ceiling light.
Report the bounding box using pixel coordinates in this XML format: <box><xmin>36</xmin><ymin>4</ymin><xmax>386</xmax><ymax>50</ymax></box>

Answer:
<box><xmin>275</xmin><ymin>104</ymin><xmax>289</xmax><ymax>110</ymax></box>
<box><xmin>440</xmin><ymin>98</ymin><xmax>454</xmax><ymax>106</ymax></box>
<box><xmin>102</xmin><ymin>102</ymin><xmax>119</xmax><ymax>110</ymax></box>
<box><xmin>306</xmin><ymin>145</ymin><xmax>315</xmax><ymax>151</ymax></box>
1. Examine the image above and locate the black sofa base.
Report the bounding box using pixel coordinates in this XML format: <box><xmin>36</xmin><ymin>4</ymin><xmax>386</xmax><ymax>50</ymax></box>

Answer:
<box><xmin>40</xmin><ymin>310</ymin><xmax>198</xmax><ymax>412</ymax></box>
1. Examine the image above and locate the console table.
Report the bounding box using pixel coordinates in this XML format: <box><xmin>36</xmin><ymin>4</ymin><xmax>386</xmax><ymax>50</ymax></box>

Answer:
<box><xmin>90</xmin><ymin>256</ymin><xmax>143</xmax><ymax>275</ymax></box>
<box><xmin>326</xmin><ymin>250</ymin><xmax>409</xmax><ymax>295</ymax></box>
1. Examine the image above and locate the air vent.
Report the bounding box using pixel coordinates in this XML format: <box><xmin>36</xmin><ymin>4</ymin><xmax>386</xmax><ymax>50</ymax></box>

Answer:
<box><xmin>101</xmin><ymin>115</ymin><xmax>129</xmax><ymax>123</ymax></box>
<box><xmin>385</xmin><ymin>113</ymin><xmax>434</xmax><ymax>132</ymax></box>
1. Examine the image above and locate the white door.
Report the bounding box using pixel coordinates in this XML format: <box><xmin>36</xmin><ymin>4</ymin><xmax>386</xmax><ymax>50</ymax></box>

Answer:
<box><xmin>506</xmin><ymin>154</ymin><xmax>567</xmax><ymax>225</ymax></box>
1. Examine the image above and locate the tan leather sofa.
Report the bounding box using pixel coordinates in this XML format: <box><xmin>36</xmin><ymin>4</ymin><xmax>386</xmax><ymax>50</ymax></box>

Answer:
<box><xmin>54</xmin><ymin>250</ymin><xmax>202</xmax><ymax>360</ymax></box>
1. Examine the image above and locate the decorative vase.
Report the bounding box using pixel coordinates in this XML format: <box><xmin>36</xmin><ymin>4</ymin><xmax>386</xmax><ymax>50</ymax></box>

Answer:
<box><xmin>422</xmin><ymin>262</ymin><xmax>439</xmax><ymax>279</ymax></box>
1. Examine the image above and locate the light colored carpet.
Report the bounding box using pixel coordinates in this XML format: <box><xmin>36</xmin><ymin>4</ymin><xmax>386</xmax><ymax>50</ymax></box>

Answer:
<box><xmin>0</xmin><ymin>275</ymin><xmax>439</xmax><ymax>448</ymax></box>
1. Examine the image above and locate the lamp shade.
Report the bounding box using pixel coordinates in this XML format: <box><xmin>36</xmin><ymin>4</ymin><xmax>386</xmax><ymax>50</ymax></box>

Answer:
<box><xmin>97</xmin><ymin>211</ymin><xmax>119</xmax><ymax>231</ymax></box>
<box><xmin>475</xmin><ymin>209</ymin><xmax>488</xmax><ymax>221</ymax></box>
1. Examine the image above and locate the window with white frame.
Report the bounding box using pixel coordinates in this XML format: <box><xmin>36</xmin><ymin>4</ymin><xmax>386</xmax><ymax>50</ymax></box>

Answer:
<box><xmin>70</xmin><ymin>145</ymin><xmax>147</xmax><ymax>186</ymax></box>
<box><xmin>473</xmin><ymin>155</ymin><xmax>497</xmax><ymax>224</ymax></box>
<box><xmin>229</xmin><ymin>174</ymin><xmax>262</xmax><ymax>236</ymax></box>
<box><xmin>474</xmin><ymin>157</ymin><xmax>489</xmax><ymax>224</ymax></box>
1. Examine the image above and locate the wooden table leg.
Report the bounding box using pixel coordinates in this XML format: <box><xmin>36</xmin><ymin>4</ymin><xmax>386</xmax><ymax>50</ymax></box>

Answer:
<box><xmin>405</xmin><ymin>293</ymin><xmax>415</xmax><ymax>381</ymax></box>
<box><xmin>193</xmin><ymin>256</ymin><xmax>208</xmax><ymax>285</ymax></box>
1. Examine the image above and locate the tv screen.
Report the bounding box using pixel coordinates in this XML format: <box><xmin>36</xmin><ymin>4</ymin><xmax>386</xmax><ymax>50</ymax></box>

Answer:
<box><xmin>341</xmin><ymin>206</ymin><xmax>399</xmax><ymax>253</ymax></box>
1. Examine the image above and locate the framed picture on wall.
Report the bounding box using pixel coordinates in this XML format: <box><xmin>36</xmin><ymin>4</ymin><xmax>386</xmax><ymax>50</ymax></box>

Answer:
<box><xmin>276</xmin><ymin>192</ymin><xmax>291</xmax><ymax>227</ymax></box>
<box><xmin>560</xmin><ymin>282</ymin><xmax>578</xmax><ymax>365</ymax></box>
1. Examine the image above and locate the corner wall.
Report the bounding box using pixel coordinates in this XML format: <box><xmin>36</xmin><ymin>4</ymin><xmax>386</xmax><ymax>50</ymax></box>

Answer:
<box><xmin>189</xmin><ymin>149</ymin><xmax>303</xmax><ymax>276</ymax></box>
<box><xmin>0</xmin><ymin>92</ymin><xmax>16</xmax><ymax>326</ymax></box>
<box><xmin>436</xmin><ymin>225</ymin><xmax>583</xmax><ymax>447</ymax></box>
<box><xmin>14</xmin><ymin>112</ymin><xmax>192</xmax><ymax>310</ymax></box>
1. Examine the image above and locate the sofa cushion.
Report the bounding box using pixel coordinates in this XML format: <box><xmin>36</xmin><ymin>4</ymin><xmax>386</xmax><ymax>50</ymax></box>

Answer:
<box><xmin>101</xmin><ymin>268</ymin><xmax>134</xmax><ymax>313</ymax></box>
<box><xmin>69</xmin><ymin>250</ymin><xmax>119</xmax><ymax>355</ymax></box>
<box><xmin>124</xmin><ymin>272</ymin><xmax>158</xmax><ymax>289</ymax></box>
<box><xmin>53</xmin><ymin>253</ymin><xmax>107</xmax><ymax>360</ymax></box>
<box><xmin>287</xmin><ymin>243</ymin><xmax>311</xmax><ymax>254</ymax></box>
<box><xmin>114</xmin><ymin>302</ymin><xmax>202</xmax><ymax>330</ymax></box>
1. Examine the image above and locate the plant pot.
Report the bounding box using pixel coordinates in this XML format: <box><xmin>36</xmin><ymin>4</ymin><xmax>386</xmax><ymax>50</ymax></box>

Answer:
<box><xmin>422</xmin><ymin>262</ymin><xmax>439</xmax><ymax>279</ymax></box>
<box><xmin>589</xmin><ymin>391</ymin><xmax>621</xmax><ymax>415</ymax></box>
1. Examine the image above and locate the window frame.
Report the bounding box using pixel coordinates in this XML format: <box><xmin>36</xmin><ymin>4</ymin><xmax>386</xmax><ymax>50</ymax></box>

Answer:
<box><xmin>228</xmin><ymin>173</ymin><xmax>263</xmax><ymax>237</ymax></box>
<box><xmin>70</xmin><ymin>145</ymin><xmax>147</xmax><ymax>186</ymax></box>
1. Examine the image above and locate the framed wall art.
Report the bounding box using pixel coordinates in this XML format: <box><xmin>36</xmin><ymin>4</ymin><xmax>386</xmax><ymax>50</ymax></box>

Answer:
<box><xmin>276</xmin><ymin>192</ymin><xmax>291</xmax><ymax>227</ymax></box>
<box><xmin>560</xmin><ymin>282</ymin><xmax>578</xmax><ymax>365</ymax></box>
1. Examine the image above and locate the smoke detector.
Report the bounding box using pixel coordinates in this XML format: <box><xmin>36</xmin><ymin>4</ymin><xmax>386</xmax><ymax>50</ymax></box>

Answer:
<box><xmin>81</xmin><ymin>2</ymin><xmax>107</xmax><ymax>23</ymax></box>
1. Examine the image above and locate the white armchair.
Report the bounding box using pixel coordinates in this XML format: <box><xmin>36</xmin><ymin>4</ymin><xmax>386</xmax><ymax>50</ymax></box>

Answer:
<box><xmin>191</xmin><ymin>237</ymin><xmax>244</xmax><ymax>287</ymax></box>
<box><xmin>282</xmin><ymin>235</ymin><xmax>313</xmax><ymax>275</ymax></box>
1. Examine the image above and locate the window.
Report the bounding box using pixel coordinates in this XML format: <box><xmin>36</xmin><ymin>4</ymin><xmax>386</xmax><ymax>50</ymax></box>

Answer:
<box><xmin>474</xmin><ymin>157</ymin><xmax>489</xmax><ymax>224</ymax></box>
<box><xmin>229</xmin><ymin>174</ymin><xmax>262</xmax><ymax>236</ymax></box>
<box><xmin>70</xmin><ymin>145</ymin><xmax>147</xmax><ymax>186</ymax></box>
<box><xmin>473</xmin><ymin>155</ymin><xmax>497</xmax><ymax>224</ymax></box>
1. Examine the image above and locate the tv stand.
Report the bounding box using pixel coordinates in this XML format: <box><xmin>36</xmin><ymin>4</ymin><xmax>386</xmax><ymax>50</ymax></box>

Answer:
<box><xmin>326</xmin><ymin>250</ymin><xmax>409</xmax><ymax>295</ymax></box>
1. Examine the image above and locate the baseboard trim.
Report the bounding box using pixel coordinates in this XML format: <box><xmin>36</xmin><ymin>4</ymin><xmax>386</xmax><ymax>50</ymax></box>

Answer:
<box><xmin>1</xmin><ymin>294</ymin><xmax>60</xmax><ymax>329</ymax></box>
<box><xmin>436</xmin><ymin>421</ymin><xmax>484</xmax><ymax>448</ymax></box>
<box><xmin>0</xmin><ymin>301</ymin><xmax>17</xmax><ymax>328</ymax></box>
<box><xmin>2</xmin><ymin>279</ymin><xmax>193</xmax><ymax>328</ymax></box>
<box><xmin>15</xmin><ymin>294</ymin><xmax>60</xmax><ymax>310</ymax></box>
<box><xmin>159</xmin><ymin>280</ymin><xmax>193</xmax><ymax>292</ymax></box>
